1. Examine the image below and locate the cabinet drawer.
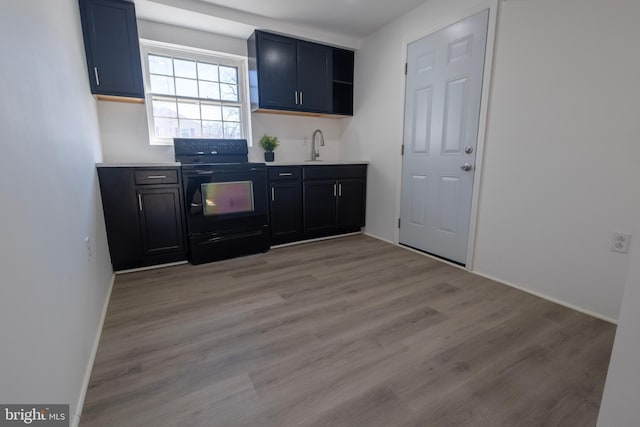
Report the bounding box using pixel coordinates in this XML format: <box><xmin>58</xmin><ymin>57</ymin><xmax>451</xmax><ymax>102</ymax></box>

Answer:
<box><xmin>303</xmin><ymin>165</ymin><xmax>367</xmax><ymax>180</ymax></box>
<box><xmin>134</xmin><ymin>169</ymin><xmax>178</xmax><ymax>185</ymax></box>
<box><xmin>269</xmin><ymin>166</ymin><xmax>301</xmax><ymax>181</ymax></box>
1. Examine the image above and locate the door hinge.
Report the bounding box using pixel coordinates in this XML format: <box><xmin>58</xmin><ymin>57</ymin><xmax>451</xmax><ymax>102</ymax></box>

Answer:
<box><xmin>401</xmin><ymin>144</ymin><xmax>405</xmax><ymax>156</ymax></box>
<box><xmin>398</xmin><ymin>218</ymin><xmax>401</xmax><ymax>228</ymax></box>
<box><xmin>405</xmin><ymin>62</ymin><xmax>408</xmax><ymax>75</ymax></box>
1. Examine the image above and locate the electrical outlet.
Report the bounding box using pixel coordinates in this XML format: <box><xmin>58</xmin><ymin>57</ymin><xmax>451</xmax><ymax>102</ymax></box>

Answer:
<box><xmin>85</xmin><ymin>236</ymin><xmax>92</xmax><ymax>259</ymax></box>
<box><xmin>611</xmin><ymin>232</ymin><xmax>631</xmax><ymax>253</ymax></box>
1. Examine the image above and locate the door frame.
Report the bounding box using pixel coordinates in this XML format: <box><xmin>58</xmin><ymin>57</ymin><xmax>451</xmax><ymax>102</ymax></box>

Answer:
<box><xmin>394</xmin><ymin>0</ymin><xmax>501</xmax><ymax>270</ymax></box>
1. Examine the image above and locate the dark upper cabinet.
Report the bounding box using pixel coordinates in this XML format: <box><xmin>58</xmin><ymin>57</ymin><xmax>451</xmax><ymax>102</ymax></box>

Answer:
<box><xmin>79</xmin><ymin>0</ymin><xmax>145</xmax><ymax>100</ymax></box>
<box><xmin>296</xmin><ymin>41</ymin><xmax>332</xmax><ymax>113</ymax></box>
<box><xmin>253</xmin><ymin>32</ymin><xmax>298</xmax><ymax>110</ymax></box>
<box><xmin>249</xmin><ymin>31</ymin><xmax>350</xmax><ymax>116</ymax></box>
<box><xmin>97</xmin><ymin>167</ymin><xmax>186</xmax><ymax>271</ymax></box>
<box><xmin>332</xmin><ymin>49</ymin><xmax>355</xmax><ymax>116</ymax></box>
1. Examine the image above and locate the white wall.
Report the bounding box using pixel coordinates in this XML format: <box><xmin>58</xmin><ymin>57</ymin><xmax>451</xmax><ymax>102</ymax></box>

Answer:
<box><xmin>597</xmin><ymin>225</ymin><xmax>640</xmax><ymax>426</ymax></box>
<box><xmin>99</xmin><ymin>19</ymin><xmax>350</xmax><ymax>165</ymax></box>
<box><xmin>472</xmin><ymin>0</ymin><xmax>640</xmax><ymax>320</ymax></box>
<box><xmin>344</xmin><ymin>0</ymin><xmax>640</xmax><ymax>320</ymax></box>
<box><xmin>0</xmin><ymin>0</ymin><xmax>113</xmax><ymax>422</ymax></box>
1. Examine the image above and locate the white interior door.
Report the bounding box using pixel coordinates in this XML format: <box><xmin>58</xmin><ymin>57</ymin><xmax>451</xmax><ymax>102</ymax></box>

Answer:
<box><xmin>399</xmin><ymin>10</ymin><xmax>489</xmax><ymax>265</ymax></box>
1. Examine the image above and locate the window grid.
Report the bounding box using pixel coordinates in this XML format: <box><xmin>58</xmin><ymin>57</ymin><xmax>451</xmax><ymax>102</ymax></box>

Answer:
<box><xmin>145</xmin><ymin>52</ymin><xmax>243</xmax><ymax>141</ymax></box>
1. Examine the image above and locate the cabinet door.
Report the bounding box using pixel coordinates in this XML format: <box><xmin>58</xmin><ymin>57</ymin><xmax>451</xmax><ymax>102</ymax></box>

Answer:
<box><xmin>297</xmin><ymin>41</ymin><xmax>332</xmax><ymax>113</ymax></box>
<box><xmin>79</xmin><ymin>0</ymin><xmax>144</xmax><ymax>98</ymax></box>
<box><xmin>337</xmin><ymin>179</ymin><xmax>366</xmax><ymax>230</ymax></box>
<box><xmin>303</xmin><ymin>180</ymin><xmax>337</xmax><ymax>236</ymax></box>
<box><xmin>270</xmin><ymin>181</ymin><xmax>302</xmax><ymax>244</ymax></box>
<box><xmin>256</xmin><ymin>32</ymin><xmax>298</xmax><ymax>110</ymax></box>
<box><xmin>98</xmin><ymin>168</ymin><xmax>143</xmax><ymax>270</ymax></box>
<box><xmin>136</xmin><ymin>187</ymin><xmax>185</xmax><ymax>256</ymax></box>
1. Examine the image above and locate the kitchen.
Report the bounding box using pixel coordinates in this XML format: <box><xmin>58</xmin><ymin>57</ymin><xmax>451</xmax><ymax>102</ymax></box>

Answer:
<box><xmin>1</xmin><ymin>0</ymin><xmax>639</xmax><ymax>426</ymax></box>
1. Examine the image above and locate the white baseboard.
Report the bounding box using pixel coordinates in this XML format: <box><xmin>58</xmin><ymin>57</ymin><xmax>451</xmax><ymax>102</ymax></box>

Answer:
<box><xmin>73</xmin><ymin>273</ymin><xmax>116</xmax><ymax>427</ymax></box>
<box><xmin>472</xmin><ymin>270</ymin><xmax>617</xmax><ymax>325</ymax></box>
<box><xmin>115</xmin><ymin>260</ymin><xmax>188</xmax><ymax>275</ymax></box>
<box><xmin>271</xmin><ymin>232</ymin><xmax>362</xmax><ymax>249</ymax></box>
<box><xmin>362</xmin><ymin>232</ymin><xmax>617</xmax><ymax>325</ymax></box>
<box><xmin>362</xmin><ymin>232</ymin><xmax>394</xmax><ymax>245</ymax></box>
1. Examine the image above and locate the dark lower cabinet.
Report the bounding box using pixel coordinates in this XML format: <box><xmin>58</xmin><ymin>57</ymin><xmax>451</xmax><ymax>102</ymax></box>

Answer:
<box><xmin>270</xmin><ymin>181</ymin><xmax>303</xmax><ymax>245</ymax></box>
<box><xmin>98</xmin><ymin>166</ymin><xmax>186</xmax><ymax>271</ymax></box>
<box><xmin>136</xmin><ymin>188</ymin><xmax>185</xmax><ymax>256</ymax></box>
<box><xmin>303</xmin><ymin>180</ymin><xmax>338</xmax><ymax>237</ymax></box>
<box><xmin>336</xmin><ymin>179</ymin><xmax>366</xmax><ymax>230</ymax></box>
<box><xmin>267</xmin><ymin>164</ymin><xmax>367</xmax><ymax>244</ymax></box>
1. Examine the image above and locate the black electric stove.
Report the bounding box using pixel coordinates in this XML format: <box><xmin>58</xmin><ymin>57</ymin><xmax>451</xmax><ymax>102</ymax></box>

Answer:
<box><xmin>175</xmin><ymin>139</ymin><xmax>269</xmax><ymax>264</ymax></box>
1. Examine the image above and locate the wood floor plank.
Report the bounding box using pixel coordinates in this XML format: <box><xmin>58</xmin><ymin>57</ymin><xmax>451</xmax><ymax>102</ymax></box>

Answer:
<box><xmin>80</xmin><ymin>235</ymin><xmax>615</xmax><ymax>427</ymax></box>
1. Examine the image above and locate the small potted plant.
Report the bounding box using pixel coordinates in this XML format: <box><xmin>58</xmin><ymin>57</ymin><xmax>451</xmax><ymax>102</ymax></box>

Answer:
<box><xmin>259</xmin><ymin>133</ymin><xmax>279</xmax><ymax>162</ymax></box>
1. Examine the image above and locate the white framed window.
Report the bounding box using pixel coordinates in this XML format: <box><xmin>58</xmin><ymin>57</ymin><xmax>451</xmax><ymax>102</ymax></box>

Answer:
<box><xmin>140</xmin><ymin>40</ymin><xmax>252</xmax><ymax>146</ymax></box>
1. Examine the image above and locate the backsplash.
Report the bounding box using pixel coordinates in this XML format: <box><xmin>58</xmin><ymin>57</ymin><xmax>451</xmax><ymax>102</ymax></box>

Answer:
<box><xmin>97</xmin><ymin>101</ymin><xmax>349</xmax><ymax>164</ymax></box>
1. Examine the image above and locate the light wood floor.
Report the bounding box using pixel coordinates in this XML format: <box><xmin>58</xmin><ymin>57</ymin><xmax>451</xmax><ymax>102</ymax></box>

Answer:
<box><xmin>81</xmin><ymin>235</ymin><xmax>615</xmax><ymax>427</ymax></box>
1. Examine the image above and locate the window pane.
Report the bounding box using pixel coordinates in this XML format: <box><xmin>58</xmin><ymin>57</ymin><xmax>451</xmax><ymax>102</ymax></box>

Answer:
<box><xmin>175</xmin><ymin>78</ymin><xmax>198</xmax><ymax>97</ymax></box>
<box><xmin>152</xmin><ymin>99</ymin><xmax>177</xmax><ymax>118</ymax></box>
<box><xmin>201</xmin><ymin>104</ymin><xmax>222</xmax><ymax>121</ymax></box>
<box><xmin>179</xmin><ymin>119</ymin><xmax>202</xmax><ymax>137</ymax></box>
<box><xmin>174</xmin><ymin>59</ymin><xmax>197</xmax><ymax>78</ymax></box>
<box><xmin>219</xmin><ymin>66</ymin><xmax>237</xmax><ymax>84</ymax></box>
<box><xmin>148</xmin><ymin>55</ymin><xmax>173</xmax><ymax>76</ymax></box>
<box><xmin>199</xmin><ymin>81</ymin><xmax>220</xmax><ymax>100</ymax></box>
<box><xmin>202</xmin><ymin>121</ymin><xmax>223</xmax><ymax>138</ymax></box>
<box><xmin>198</xmin><ymin>63</ymin><xmax>218</xmax><ymax>81</ymax></box>
<box><xmin>177</xmin><ymin>102</ymin><xmax>200</xmax><ymax>120</ymax></box>
<box><xmin>154</xmin><ymin>117</ymin><xmax>179</xmax><ymax>138</ymax></box>
<box><xmin>224</xmin><ymin>122</ymin><xmax>241</xmax><ymax>139</ymax></box>
<box><xmin>222</xmin><ymin>106</ymin><xmax>240</xmax><ymax>122</ymax></box>
<box><xmin>150</xmin><ymin>74</ymin><xmax>175</xmax><ymax>95</ymax></box>
<box><xmin>220</xmin><ymin>83</ymin><xmax>238</xmax><ymax>101</ymax></box>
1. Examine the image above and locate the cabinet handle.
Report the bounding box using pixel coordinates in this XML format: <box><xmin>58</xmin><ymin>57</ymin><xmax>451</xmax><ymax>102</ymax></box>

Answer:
<box><xmin>271</xmin><ymin>187</ymin><xmax>275</xmax><ymax>201</ymax></box>
<box><xmin>138</xmin><ymin>194</ymin><xmax>143</xmax><ymax>211</ymax></box>
<box><xmin>295</xmin><ymin>91</ymin><xmax>298</xmax><ymax>105</ymax></box>
<box><xmin>333</xmin><ymin>183</ymin><xmax>337</xmax><ymax>197</ymax></box>
<box><xmin>146</xmin><ymin>175</ymin><xmax>166</xmax><ymax>179</ymax></box>
<box><xmin>300</xmin><ymin>91</ymin><xmax>303</xmax><ymax>105</ymax></box>
<box><xmin>94</xmin><ymin>67</ymin><xmax>100</xmax><ymax>86</ymax></box>
<box><xmin>278</xmin><ymin>172</ymin><xmax>292</xmax><ymax>176</ymax></box>
<box><xmin>339</xmin><ymin>183</ymin><xmax>342</xmax><ymax>197</ymax></box>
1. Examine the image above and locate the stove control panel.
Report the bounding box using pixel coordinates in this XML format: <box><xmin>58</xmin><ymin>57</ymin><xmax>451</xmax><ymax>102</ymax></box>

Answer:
<box><xmin>174</xmin><ymin>138</ymin><xmax>248</xmax><ymax>156</ymax></box>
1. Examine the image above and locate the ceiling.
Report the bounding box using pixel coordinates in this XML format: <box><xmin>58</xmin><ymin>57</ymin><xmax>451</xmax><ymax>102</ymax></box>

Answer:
<box><xmin>134</xmin><ymin>0</ymin><xmax>429</xmax><ymax>48</ymax></box>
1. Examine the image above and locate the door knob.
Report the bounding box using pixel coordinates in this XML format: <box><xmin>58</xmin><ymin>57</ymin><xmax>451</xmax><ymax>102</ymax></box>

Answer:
<box><xmin>461</xmin><ymin>163</ymin><xmax>473</xmax><ymax>171</ymax></box>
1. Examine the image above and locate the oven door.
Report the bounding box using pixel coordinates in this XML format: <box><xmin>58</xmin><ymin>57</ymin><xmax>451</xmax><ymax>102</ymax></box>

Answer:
<box><xmin>182</xmin><ymin>164</ymin><xmax>268</xmax><ymax>235</ymax></box>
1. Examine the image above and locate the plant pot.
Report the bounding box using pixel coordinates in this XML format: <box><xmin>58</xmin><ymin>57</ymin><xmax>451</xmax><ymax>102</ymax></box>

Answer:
<box><xmin>264</xmin><ymin>151</ymin><xmax>275</xmax><ymax>162</ymax></box>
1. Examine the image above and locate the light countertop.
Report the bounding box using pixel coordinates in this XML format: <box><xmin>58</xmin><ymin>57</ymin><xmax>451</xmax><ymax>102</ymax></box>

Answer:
<box><xmin>96</xmin><ymin>161</ymin><xmax>369</xmax><ymax>167</ymax></box>
<box><xmin>96</xmin><ymin>162</ymin><xmax>181</xmax><ymax>168</ymax></box>
<box><xmin>265</xmin><ymin>161</ymin><xmax>369</xmax><ymax>166</ymax></box>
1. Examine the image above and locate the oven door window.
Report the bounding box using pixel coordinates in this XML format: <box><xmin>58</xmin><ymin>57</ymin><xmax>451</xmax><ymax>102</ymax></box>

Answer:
<box><xmin>201</xmin><ymin>181</ymin><xmax>254</xmax><ymax>216</ymax></box>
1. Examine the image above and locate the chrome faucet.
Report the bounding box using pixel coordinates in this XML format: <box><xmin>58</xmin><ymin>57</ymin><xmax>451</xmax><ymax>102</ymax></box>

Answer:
<box><xmin>311</xmin><ymin>129</ymin><xmax>325</xmax><ymax>161</ymax></box>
